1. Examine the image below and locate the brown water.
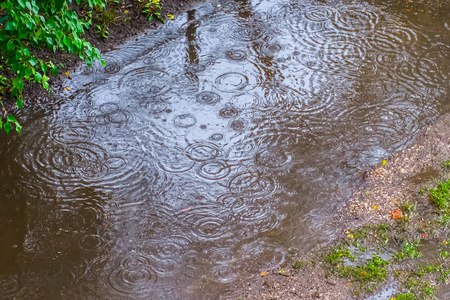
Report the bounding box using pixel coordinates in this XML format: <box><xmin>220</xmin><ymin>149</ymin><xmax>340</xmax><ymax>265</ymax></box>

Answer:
<box><xmin>1</xmin><ymin>0</ymin><xmax>449</xmax><ymax>298</ymax></box>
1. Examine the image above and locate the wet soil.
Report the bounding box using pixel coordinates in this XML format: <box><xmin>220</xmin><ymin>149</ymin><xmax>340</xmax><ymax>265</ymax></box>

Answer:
<box><xmin>223</xmin><ymin>112</ymin><xmax>450</xmax><ymax>299</ymax></box>
<box><xmin>0</xmin><ymin>0</ymin><xmax>204</xmax><ymax>115</ymax></box>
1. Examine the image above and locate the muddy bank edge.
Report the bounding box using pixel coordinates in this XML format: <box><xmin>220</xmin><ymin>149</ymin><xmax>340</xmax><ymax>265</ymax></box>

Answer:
<box><xmin>222</xmin><ymin>113</ymin><xmax>450</xmax><ymax>299</ymax></box>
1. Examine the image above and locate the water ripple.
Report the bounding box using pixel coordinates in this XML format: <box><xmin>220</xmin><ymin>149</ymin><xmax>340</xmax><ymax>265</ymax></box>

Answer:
<box><xmin>155</xmin><ymin>146</ymin><xmax>195</xmax><ymax>173</ymax></box>
<box><xmin>0</xmin><ymin>277</ymin><xmax>21</xmax><ymax>298</ymax></box>
<box><xmin>215</xmin><ymin>72</ymin><xmax>249</xmax><ymax>92</ymax></box>
<box><xmin>226</xmin><ymin>50</ymin><xmax>247</xmax><ymax>61</ymax></box>
<box><xmin>20</xmin><ymin>141</ymin><xmax>109</xmax><ymax>187</ymax></box>
<box><xmin>79</xmin><ymin>234</ymin><xmax>106</xmax><ymax>251</ymax></box>
<box><xmin>196</xmin><ymin>91</ymin><xmax>221</xmax><ymax>105</ymax></box>
<box><xmin>219</xmin><ymin>104</ymin><xmax>240</xmax><ymax>118</ymax></box>
<box><xmin>255</xmin><ymin>148</ymin><xmax>293</xmax><ymax>169</ymax></box>
<box><xmin>174</xmin><ymin>114</ymin><xmax>197</xmax><ymax>128</ymax></box>
<box><xmin>333</xmin><ymin>4</ymin><xmax>379</xmax><ymax>33</ymax></box>
<box><xmin>185</xmin><ymin>142</ymin><xmax>221</xmax><ymax>162</ymax></box>
<box><xmin>303</xmin><ymin>5</ymin><xmax>336</xmax><ymax>22</ymax></box>
<box><xmin>49</xmin><ymin>119</ymin><xmax>95</xmax><ymax>145</ymax></box>
<box><xmin>196</xmin><ymin>160</ymin><xmax>231</xmax><ymax>180</ymax></box>
<box><xmin>396</xmin><ymin>58</ymin><xmax>446</xmax><ymax>89</ymax></box>
<box><xmin>106</xmin><ymin>254</ymin><xmax>158</xmax><ymax>296</ymax></box>
<box><xmin>177</xmin><ymin>206</ymin><xmax>232</xmax><ymax>241</ymax></box>
<box><xmin>233</xmin><ymin>204</ymin><xmax>281</xmax><ymax>238</ymax></box>
<box><xmin>119</xmin><ymin>68</ymin><xmax>172</xmax><ymax>96</ymax></box>
<box><xmin>232</xmin><ymin>22</ymin><xmax>264</xmax><ymax>42</ymax></box>
<box><xmin>228</xmin><ymin>171</ymin><xmax>278</xmax><ymax>197</ymax></box>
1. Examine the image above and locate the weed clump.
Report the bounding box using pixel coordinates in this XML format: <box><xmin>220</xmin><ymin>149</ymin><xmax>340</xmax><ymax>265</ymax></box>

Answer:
<box><xmin>342</xmin><ymin>256</ymin><xmax>388</xmax><ymax>282</ymax></box>
<box><xmin>442</xmin><ymin>160</ymin><xmax>450</xmax><ymax>169</ymax></box>
<box><xmin>394</xmin><ymin>292</ymin><xmax>417</xmax><ymax>300</ymax></box>
<box><xmin>430</xmin><ymin>178</ymin><xmax>450</xmax><ymax>222</ymax></box>
<box><xmin>395</xmin><ymin>241</ymin><xmax>422</xmax><ymax>260</ymax></box>
<box><xmin>331</xmin><ymin>255</ymin><xmax>389</xmax><ymax>294</ymax></box>
<box><xmin>430</xmin><ymin>179</ymin><xmax>450</xmax><ymax>209</ymax></box>
<box><xmin>292</xmin><ymin>260</ymin><xmax>303</xmax><ymax>271</ymax></box>
<box><xmin>324</xmin><ymin>245</ymin><xmax>355</xmax><ymax>265</ymax></box>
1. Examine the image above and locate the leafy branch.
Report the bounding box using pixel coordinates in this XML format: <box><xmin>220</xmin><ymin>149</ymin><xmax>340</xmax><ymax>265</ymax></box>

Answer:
<box><xmin>0</xmin><ymin>0</ymin><xmax>106</xmax><ymax>133</ymax></box>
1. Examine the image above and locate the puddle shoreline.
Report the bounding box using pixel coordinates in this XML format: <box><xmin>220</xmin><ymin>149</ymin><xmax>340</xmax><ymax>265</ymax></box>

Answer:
<box><xmin>223</xmin><ymin>112</ymin><xmax>450</xmax><ymax>299</ymax></box>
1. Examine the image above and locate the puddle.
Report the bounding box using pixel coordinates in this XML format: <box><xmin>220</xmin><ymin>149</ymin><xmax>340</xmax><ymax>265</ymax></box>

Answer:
<box><xmin>0</xmin><ymin>0</ymin><xmax>449</xmax><ymax>298</ymax></box>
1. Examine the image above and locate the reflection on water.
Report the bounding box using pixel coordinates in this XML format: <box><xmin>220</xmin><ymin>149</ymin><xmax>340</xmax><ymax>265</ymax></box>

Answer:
<box><xmin>1</xmin><ymin>0</ymin><xmax>449</xmax><ymax>298</ymax></box>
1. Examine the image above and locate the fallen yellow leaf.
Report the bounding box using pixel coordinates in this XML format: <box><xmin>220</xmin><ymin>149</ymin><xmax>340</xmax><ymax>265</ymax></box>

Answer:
<box><xmin>124</xmin><ymin>10</ymin><xmax>129</xmax><ymax>13</ymax></box>
<box><xmin>348</xmin><ymin>234</ymin><xmax>354</xmax><ymax>239</ymax></box>
<box><xmin>382</xmin><ymin>160</ymin><xmax>387</xmax><ymax>166</ymax></box>
<box><xmin>260</xmin><ymin>271</ymin><xmax>267</xmax><ymax>276</ymax></box>
<box><xmin>373</xmin><ymin>205</ymin><xmax>378</xmax><ymax>210</ymax></box>
<box><xmin>65</xmin><ymin>71</ymin><xmax>70</xmax><ymax>77</ymax></box>
<box><xmin>443</xmin><ymin>241</ymin><xmax>448</xmax><ymax>245</ymax></box>
<box><xmin>63</xmin><ymin>87</ymin><xmax>71</xmax><ymax>91</ymax></box>
<box><xmin>167</xmin><ymin>14</ymin><xmax>175</xmax><ymax>19</ymax></box>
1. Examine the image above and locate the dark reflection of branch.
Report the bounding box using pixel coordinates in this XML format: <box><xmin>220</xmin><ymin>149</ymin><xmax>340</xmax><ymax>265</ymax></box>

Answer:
<box><xmin>234</xmin><ymin>0</ymin><xmax>253</xmax><ymax>19</ymax></box>
<box><xmin>232</xmin><ymin>0</ymin><xmax>285</xmax><ymax>82</ymax></box>
<box><xmin>185</xmin><ymin>9</ymin><xmax>200</xmax><ymax>65</ymax></box>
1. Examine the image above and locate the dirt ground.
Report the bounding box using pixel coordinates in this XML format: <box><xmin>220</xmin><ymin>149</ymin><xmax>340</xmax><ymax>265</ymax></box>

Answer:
<box><xmin>0</xmin><ymin>0</ymin><xmax>204</xmax><ymax>115</ymax></box>
<box><xmin>222</xmin><ymin>113</ymin><xmax>450</xmax><ymax>299</ymax></box>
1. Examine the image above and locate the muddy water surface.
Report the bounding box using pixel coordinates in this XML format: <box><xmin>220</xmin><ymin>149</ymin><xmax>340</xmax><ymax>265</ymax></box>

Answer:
<box><xmin>1</xmin><ymin>0</ymin><xmax>449</xmax><ymax>298</ymax></box>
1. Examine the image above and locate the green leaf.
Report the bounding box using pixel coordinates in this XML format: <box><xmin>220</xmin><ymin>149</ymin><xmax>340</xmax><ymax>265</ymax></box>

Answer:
<box><xmin>7</xmin><ymin>115</ymin><xmax>17</xmax><ymax>123</ymax></box>
<box><xmin>0</xmin><ymin>16</ymin><xmax>9</xmax><ymax>23</ymax></box>
<box><xmin>16</xmin><ymin>99</ymin><xmax>23</xmax><ymax>110</ymax></box>
<box><xmin>29</xmin><ymin>58</ymin><xmax>38</xmax><ymax>66</ymax></box>
<box><xmin>34</xmin><ymin>72</ymin><xmax>42</xmax><ymax>82</ymax></box>
<box><xmin>51</xmin><ymin>66</ymin><xmax>58</xmax><ymax>76</ymax></box>
<box><xmin>4</xmin><ymin>122</ymin><xmax>12</xmax><ymax>134</ymax></box>
<box><xmin>0</xmin><ymin>31</ymin><xmax>7</xmax><ymax>41</ymax></box>
<box><xmin>5</xmin><ymin>21</ymin><xmax>17</xmax><ymax>31</ymax></box>
<box><xmin>41</xmin><ymin>64</ymin><xmax>48</xmax><ymax>74</ymax></box>
<box><xmin>15</xmin><ymin>123</ymin><xmax>22</xmax><ymax>134</ymax></box>
<box><xmin>55</xmin><ymin>0</ymin><xmax>66</xmax><ymax>10</ymax></box>
<box><xmin>7</xmin><ymin>41</ymin><xmax>15</xmax><ymax>51</ymax></box>
<box><xmin>100</xmin><ymin>60</ymin><xmax>106</xmax><ymax>66</ymax></box>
